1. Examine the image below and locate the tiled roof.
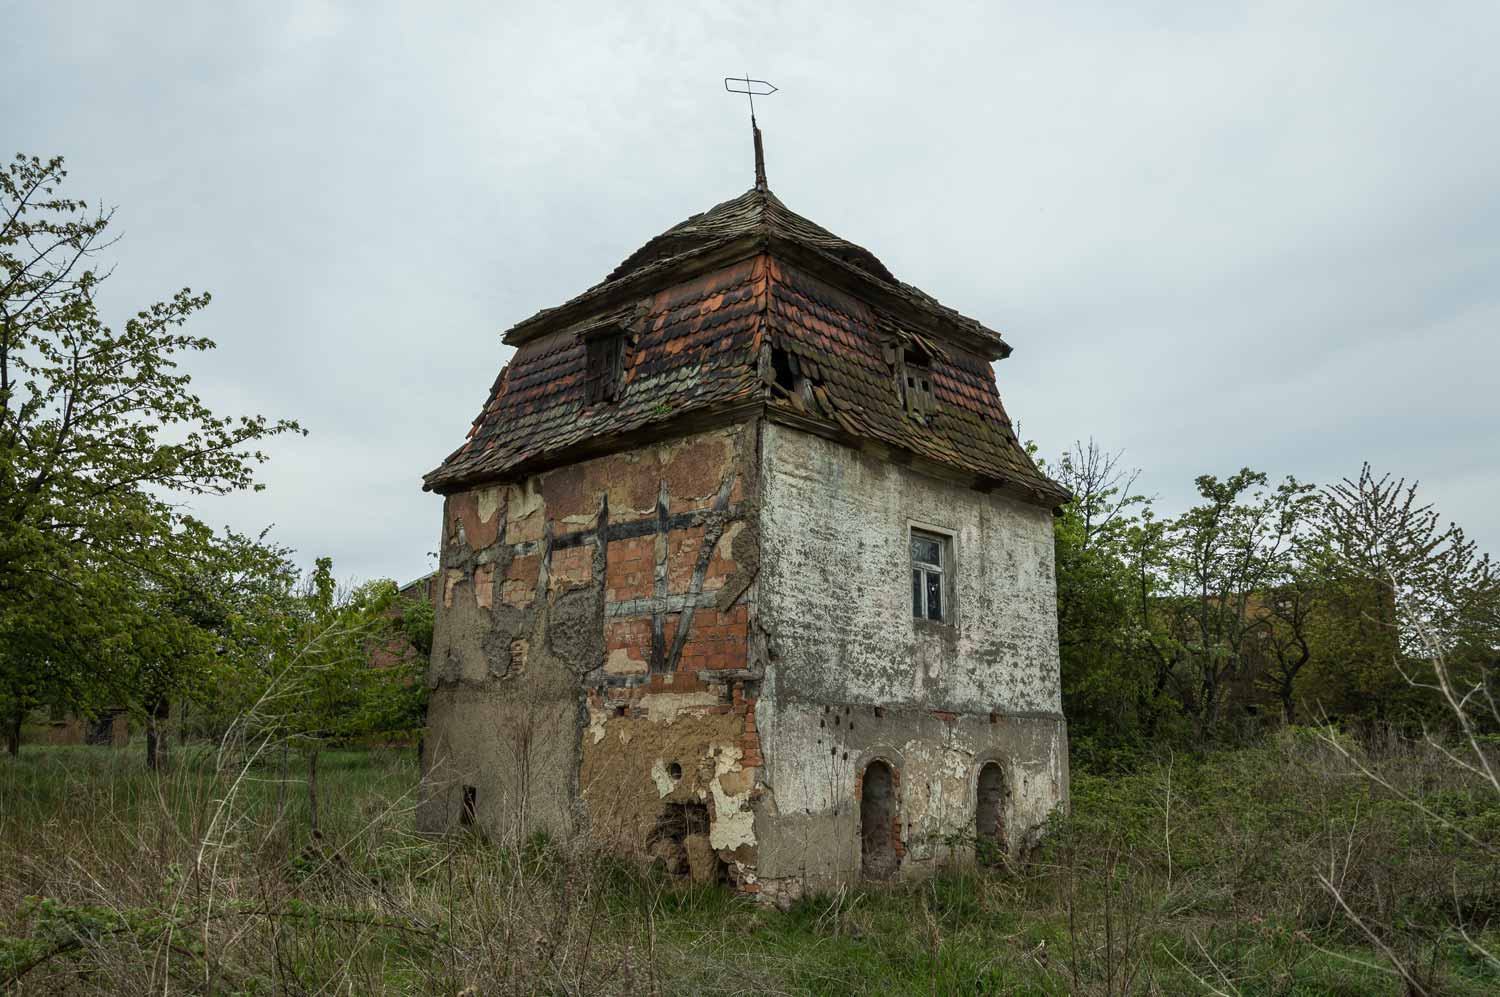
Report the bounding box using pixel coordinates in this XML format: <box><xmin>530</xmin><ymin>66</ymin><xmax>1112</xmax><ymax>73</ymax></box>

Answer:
<box><xmin>606</xmin><ymin>187</ymin><xmax>898</xmax><ymax>285</ymax></box>
<box><xmin>764</xmin><ymin>258</ymin><xmax>1056</xmax><ymax>496</ymax></box>
<box><xmin>425</xmin><ymin>188</ymin><xmax>1065</xmax><ymax>506</ymax></box>
<box><xmin>503</xmin><ymin>188</ymin><xmax>1011</xmax><ymax>356</ymax></box>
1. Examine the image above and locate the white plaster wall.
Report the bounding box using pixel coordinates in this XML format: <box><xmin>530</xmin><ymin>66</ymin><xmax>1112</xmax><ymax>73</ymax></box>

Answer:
<box><xmin>750</xmin><ymin>697</ymin><xmax>1069</xmax><ymax>881</ymax></box>
<box><xmin>750</xmin><ymin>424</ymin><xmax>1068</xmax><ymax>883</ymax></box>
<box><xmin>757</xmin><ymin>423</ymin><xmax>1061</xmax><ymax>714</ymax></box>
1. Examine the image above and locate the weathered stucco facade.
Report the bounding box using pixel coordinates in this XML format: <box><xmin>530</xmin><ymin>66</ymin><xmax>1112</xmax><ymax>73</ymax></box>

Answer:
<box><xmin>752</xmin><ymin>424</ymin><xmax>1066</xmax><ymax>893</ymax></box>
<box><xmin>419</xmin><ymin>170</ymin><xmax>1070</xmax><ymax>898</ymax></box>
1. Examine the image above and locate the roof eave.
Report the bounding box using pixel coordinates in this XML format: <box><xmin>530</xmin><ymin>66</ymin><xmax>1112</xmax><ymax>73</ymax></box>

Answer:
<box><xmin>421</xmin><ymin>398</ymin><xmax>767</xmax><ymax>495</ymax></box>
<box><xmin>764</xmin><ymin>405</ymin><xmax>1068</xmax><ymax>511</ymax></box>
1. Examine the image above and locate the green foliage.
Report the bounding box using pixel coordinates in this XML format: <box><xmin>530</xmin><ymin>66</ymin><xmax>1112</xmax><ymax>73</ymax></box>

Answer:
<box><xmin>3</xmin><ymin>741</ymin><xmax>1499</xmax><ymax>993</ymax></box>
<box><xmin>1045</xmin><ymin>439</ymin><xmax>1498</xmax><ymax>764</ymax></box>
<box><xmin>398</xmin><ymin>594</ymin><xmax>434</xmax><ymax>660</ymax></box>
<box><xmin>0</xmin><ymin>153</ymin><xmax>301</xmax><ymax>753</ymax></box>
<box><xmin>1044</xmin><ymin>441</ymin><xmax>1172</xmax><ymax>764</ymax></box>
<box><xmin>211</xmin><ymin>558</ymin><xmax>428</xmax><ymax>761</ymax></box>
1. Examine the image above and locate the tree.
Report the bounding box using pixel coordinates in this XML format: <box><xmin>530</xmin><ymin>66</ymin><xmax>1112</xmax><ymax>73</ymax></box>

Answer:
<box><xmin>1159</xmin><ymin>470</ymin><xmax>1315</xmax><ymax>737</ymax></box>
<box><xmin>0</xmin><ymin>153</ymin><xmax>301</xmax><ymax>752</ymax></box>
<box><xmin>248</xmin><ymin>559</ymin><xmax>420</xmax><ymax>832</ymax></box>
<box><xmin>1048</xmin><ymin>440</ymin><xmax>1168</xmax><ymax>761</ymax></box>
<box><xmin>1306</xmin><ymin>464</ymin><xmax>1497</xmax><ymax>723</ymax></box>
<box><xmin>116</xmin><ymin>529</ymin><xmax>300</xmax><ymax>769</ymax></box>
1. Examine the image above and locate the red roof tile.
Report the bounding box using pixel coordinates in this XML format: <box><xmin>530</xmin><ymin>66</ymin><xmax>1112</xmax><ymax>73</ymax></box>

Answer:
<box><xmin>425</xmin><ymin>188</ymin><xmax>1065</xmax><ymax>507</ymax></box>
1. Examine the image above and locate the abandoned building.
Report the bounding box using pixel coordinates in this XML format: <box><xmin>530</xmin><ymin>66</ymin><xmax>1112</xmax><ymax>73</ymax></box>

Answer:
<box><xmin>418</xmin><ymin>131</ymin><xmax>1071</xmax><ymax>898</ymax></box>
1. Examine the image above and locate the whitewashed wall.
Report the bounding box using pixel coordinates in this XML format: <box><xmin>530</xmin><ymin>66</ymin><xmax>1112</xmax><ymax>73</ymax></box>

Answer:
<box><xmin>751</xmin><ymin>423</ymin><xmax>1067</xmax><ymax>886</ymax></box>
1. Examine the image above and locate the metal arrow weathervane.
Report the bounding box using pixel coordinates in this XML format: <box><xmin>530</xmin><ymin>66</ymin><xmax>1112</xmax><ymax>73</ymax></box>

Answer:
<box><xmin>724</xmin><ymin>76</ymin><xmax>777</xmax><ymax>189</ymax></box>
<box><xmin>724</xmin><ymin>75</ymin><xmax>778</xmax><ymax>120</ymax></box>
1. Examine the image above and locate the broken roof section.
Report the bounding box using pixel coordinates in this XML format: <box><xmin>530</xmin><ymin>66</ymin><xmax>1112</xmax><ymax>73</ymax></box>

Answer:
<box><xmin>424</xmin><ymin>186</ymin><xmax>1067</xmax><ymax>508</ymax></box>
<box><xmin>503</xmin><ymin>187</ymin><xmax>1012</xmax><ymax>359</ymax></box>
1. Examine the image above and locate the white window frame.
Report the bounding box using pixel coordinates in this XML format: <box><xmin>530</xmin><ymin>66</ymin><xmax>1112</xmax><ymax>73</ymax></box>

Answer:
<box><xmin>909</xmin><ymin>525</ymin><xmax>953</xmax><ymax>624</ymax></box>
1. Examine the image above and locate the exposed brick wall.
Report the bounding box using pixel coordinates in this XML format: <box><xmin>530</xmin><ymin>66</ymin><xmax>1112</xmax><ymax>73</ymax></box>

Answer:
<box><xmin>500</xmin><ymin>554</ymin><xmax>539</xmax><ymax>608</ymax></box>
<box><xmin>548</xmin><ymin>545</ymin><xmax>593</xmax><ymax>591</ymax></box>
<box><xmin>425</xmin><ymin>422</ymin><xmax>762</xmax><ymax>887</ymax></box>
<box><xmin>605</xmin><ymin>536</ymin><xmax>654</xmax><ymax>602</ymax></box>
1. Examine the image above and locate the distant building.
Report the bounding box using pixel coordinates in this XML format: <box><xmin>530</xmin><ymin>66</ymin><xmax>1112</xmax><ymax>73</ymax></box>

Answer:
<box><xmin>27</xmin><ymin>709</ymin><xmax>129</xmax><ymax>748</ymax></box>
<box><xmin>417</xmin><ymin>133</ymin><xmax>1070</xmax><ymax>899</ymax></box>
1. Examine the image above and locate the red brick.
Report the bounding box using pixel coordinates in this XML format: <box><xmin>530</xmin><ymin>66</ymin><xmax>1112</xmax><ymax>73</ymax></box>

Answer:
<box><xmin>549</xmin><ymin>546</ymin><xmax>593</xmax><ymax>591</ymax></box>
<box><xmin>606</xmin><ymin>536</ymin><xmax>655</xmax><ymax>602</ymax></box>
<box><xmin>664</xmin><ymin>526</ymin><xmax>708</xmax><ymax>594</ymax></box>
<box><xmin>447</xmin><ymin>489</ymin><xmax>500</xmax><ymax>551</ymax></box>
<box><xmin>474</xmin><ymin>563</ymin><xmax>494</xmax><ymax>609</ymax></box>
<box><xmin>501</xmin><ymin>554</ymin><xmax>540</xmax><ymax>608</ymax></box>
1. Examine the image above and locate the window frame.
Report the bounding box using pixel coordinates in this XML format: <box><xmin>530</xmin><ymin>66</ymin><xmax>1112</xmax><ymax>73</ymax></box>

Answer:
<box><xmin>909</xmin><ymin>525</ymin><xmax>954</xmax><ymax>624</ymax></box>
<box><xmin>583</xmin><ymin>326</ymin><xmax>627</xmax><ymax>405</ymax></box>
<box><xmin>900</xmin><ymin>347</ymin><xmax>935</xmax><ymax>421</ymax></box>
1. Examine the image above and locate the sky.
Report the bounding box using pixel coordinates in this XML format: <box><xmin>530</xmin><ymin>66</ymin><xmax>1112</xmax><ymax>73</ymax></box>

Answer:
<box><xmin>6</xmin><ymin>1</ymin><xmax>1498</xmax><ymax>585</ymax></box>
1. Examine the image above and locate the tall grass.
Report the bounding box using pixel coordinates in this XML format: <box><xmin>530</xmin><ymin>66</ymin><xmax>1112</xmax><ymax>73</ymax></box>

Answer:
<box><xmin>2</xmin><ymin>731</ymin><xmax>1498</xmax><ymax>994</ymax></box>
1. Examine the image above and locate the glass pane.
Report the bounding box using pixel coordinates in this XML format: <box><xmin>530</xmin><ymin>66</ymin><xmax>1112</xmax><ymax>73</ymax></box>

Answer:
<box><xmin>912</xmin><ymin>569</ymin><xmax>922</xmax><ymax>617</ymax></box>
<box><xmin>926</xmin><ymin>571</ymin><xmax>943</xmax><ymax>621</ymax></box>
<box><xmin>911</xmin><ymin>536</ymin><xmax>941</xmax><ymax>567</ymax></box>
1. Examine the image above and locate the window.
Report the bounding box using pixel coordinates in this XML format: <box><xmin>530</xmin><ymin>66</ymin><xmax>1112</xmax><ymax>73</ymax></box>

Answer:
<box><xmin>584</xmin><ymin>329</ymin><xmax>626</xmax><ymax>404</ymax></box>
<box><xmin>910</xmin><ymin>529</ymin><xmax>948</xmax><ymax>622</ymax></box>
<box><xmin>902</xmin><ymin>348</ymin><xmax>934</xmax><ymax>420</ymax></box>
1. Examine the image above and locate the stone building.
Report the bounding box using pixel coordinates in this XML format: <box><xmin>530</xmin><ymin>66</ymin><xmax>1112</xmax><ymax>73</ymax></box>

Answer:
<box><xmin>418</xmin><ymin>140</ymin><xmax>1070</xmax><ymax>898</ymax></box>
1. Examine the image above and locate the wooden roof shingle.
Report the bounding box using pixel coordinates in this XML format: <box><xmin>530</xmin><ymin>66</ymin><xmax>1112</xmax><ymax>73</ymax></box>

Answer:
<box><xmin>424</xmin><ymin>187</ymin><xmax>1066</xmax><ymax>508</ymax></box>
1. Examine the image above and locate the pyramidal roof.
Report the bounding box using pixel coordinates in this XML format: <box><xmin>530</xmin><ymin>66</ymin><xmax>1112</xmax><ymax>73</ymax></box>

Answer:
<box><xmin>502</xmin><ymin>186</ymin><xmax>1012</xmax><ymax>358</ymax></box>
<box><xmin>425</xmin><ymin>184</ymin><xmax>1064</xmax><ymax>508</ymax></box>
<box><xmin>606</xmin><ymin>187</ymin><xmax>898</xmax><ymax>285</ymax></box>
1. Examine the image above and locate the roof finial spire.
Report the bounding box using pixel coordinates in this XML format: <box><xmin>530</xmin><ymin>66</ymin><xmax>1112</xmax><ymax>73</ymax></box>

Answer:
<box><xmin>753</xmin><ymin>115</ymin><xmax>767</xmax><ymax>190</ymax></box>
<box><xmin>724</xmin><ymin>75</ymin><xmax>778</xmax><ymax>190</ymax></box>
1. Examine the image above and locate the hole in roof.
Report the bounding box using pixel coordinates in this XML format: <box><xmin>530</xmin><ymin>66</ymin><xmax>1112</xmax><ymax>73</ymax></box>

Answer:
<box><xmin>771</xmin><ymin>346</ymin><xmax>796</xmax><ymax>392</ymax></box>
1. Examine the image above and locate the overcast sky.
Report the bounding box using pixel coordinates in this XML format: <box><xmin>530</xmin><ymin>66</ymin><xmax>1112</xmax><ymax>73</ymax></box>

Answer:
<box><xmin>7</xmin><ymin>1</ymin><xmax>1497</xmax><ymax>585</ymax></box>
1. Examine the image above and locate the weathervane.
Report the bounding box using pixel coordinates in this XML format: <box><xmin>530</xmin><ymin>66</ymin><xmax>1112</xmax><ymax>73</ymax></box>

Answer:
<box><xmin>724</xmin><ymin>75</ymin><xmax>777</xmax><ymax>190</ymax></box>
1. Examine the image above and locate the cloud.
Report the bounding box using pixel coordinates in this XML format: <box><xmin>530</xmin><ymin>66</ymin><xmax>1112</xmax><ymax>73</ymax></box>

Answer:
<box><xmin>6</xmin><ymin>0</ymin><xmax>1497</xmax><ymax>582</ymax></box>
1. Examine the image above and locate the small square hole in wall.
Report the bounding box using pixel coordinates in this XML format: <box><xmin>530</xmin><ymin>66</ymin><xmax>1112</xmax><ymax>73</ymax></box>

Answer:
<box><xmin>460</xmin><ymin>786</ymin><xmax>477</xmax><ymax>827</ymax></box>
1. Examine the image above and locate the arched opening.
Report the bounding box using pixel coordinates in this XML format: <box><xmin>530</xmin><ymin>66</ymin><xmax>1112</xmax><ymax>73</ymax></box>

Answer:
<box><xmin>860</xmin><ymin>760</ymin><xmax>899</xmax><ymax>879</ymax></box>
<box><xmin>975</xmin><ymin>762</ymin><xmax>1007</xmax><ymax>865</ymax></box>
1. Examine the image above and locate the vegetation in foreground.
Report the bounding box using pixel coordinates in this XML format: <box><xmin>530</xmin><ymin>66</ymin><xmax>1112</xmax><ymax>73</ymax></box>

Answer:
<box><xmin>3</xmin><ymin>150</ymin><xmax>1498</xmax><ymax>994</ymax></box>
<box><xmin>3</xmin><ymin>734</ymin><xmax>1498</xmax><ymax>995</ymax></box>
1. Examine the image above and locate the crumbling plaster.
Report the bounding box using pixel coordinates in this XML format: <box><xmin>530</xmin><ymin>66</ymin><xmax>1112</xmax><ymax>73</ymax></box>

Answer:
<box><xmin>418</xmin><ymin>423</ymin><xmax>764</xmax><ymax>876</ymax></box>
<box><xmin>751</xmin><ymin>423</ymin><xmax>1068</xmax><ymax>888</ymax></box>
<box><xmin>418</xmin><ymin>415</ymin><xmax>1069</xmax><ymax>894</ymax></box>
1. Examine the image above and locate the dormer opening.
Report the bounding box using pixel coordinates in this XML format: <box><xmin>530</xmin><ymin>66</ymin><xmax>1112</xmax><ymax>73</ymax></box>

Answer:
<box><xmin>584</xmin><ymin>326</ymin><xmax>627</xmax><ymax>405</ymax></box>
<box><xmin>771</xmin><ymin>345</ymin><xmax>797</xmax><ymax>392</ymax></box>
<box><xmin>902</xmin><ymin>347</ymin><xmax>934</xmax><ymax>420</ymax></box>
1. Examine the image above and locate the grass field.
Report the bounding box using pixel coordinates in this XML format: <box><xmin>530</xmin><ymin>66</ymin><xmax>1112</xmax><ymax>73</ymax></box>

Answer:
<box><xmin>2</xmin><ymin>732</ymin><xmax>1498</xmax><ymax>994</ymax></box>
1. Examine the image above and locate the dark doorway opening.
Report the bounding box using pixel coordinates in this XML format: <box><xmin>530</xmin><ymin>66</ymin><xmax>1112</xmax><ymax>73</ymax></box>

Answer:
<box><xmin>84</xmin><ymin>713</ymin><xmax>116</xmax><ymax>747</ymax></box>
<box><xmin>975</xmin><ymin>762</ymin><xmax>1007</xmax><ymax>865</ymax></box>
<box><xmin>648</xmin><ymin>801</ymin><xmax>724</xmax><ymax>884</ymax></box>
<box><xmin>860</xmin><ymin>760</ymin><xmax>899</xmax><ymax>879</ymax></box>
